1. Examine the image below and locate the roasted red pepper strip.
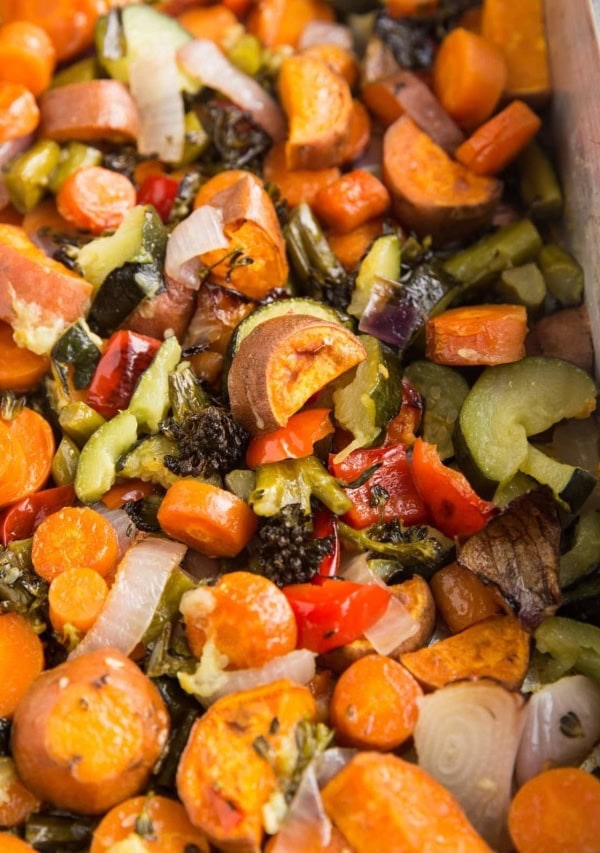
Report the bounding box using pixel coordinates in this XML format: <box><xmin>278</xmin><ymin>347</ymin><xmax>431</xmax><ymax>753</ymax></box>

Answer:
<box><xmin>283</xmin><ymin>579</ymin><xmax>391</xmax><ymax>653</ymax></box>
<box><xmin>329</xmin><ymin>444</ymin><xmax>429</xmax><ymax>529</ymax></box>
<box><xmin>0</xmin><ymin>484</ymin><xmax>75</xmax><ymax>546</ymax></box>
<box><xmin>312</xmin><ymin>508</ymin><xmax>340</xmax><ymax>582</ymax></box>
<box><xmin>245</xmin><ymin>408</ymin><xmax>334</xmax><ymax>468</ymax></box>
<box><xmin>87</xmin><ymin>330</ymin><xmax>161</xmax><ymax>419</ymax></box>
<box><xmin>410</xmin><ymin>437</ymin><xmax>497</xmax><ymax>538</ymax></box>
<box><xmin>137</xmin><ymin>174</ymin><xmax>179</xmax><ymax>222</ymax></box>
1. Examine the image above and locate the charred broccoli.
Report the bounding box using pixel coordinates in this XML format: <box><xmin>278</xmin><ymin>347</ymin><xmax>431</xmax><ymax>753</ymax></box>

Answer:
<box><xmin>163</xmin><ymin>406</ymin><xmax>249</xmax><ymax>479</ymax></box>
<box><xmin>252</xmin><ymin>504</ymin><xmax>334</xmax><ymax>587</ymax></box>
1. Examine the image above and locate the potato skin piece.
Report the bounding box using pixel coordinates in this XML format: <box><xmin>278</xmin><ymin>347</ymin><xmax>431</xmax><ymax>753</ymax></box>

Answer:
<box><xmin>11</xmin><ymin>648</ymin><xmax>169</xmax><ymax>815</ymax></box>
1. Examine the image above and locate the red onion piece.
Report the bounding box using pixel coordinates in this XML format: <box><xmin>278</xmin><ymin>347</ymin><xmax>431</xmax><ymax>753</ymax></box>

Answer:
<box><xmin>69</xmin><ymin>536</ymin><xmax>187</xmax><ymax>659</ymax></box>
<box><xmin>165</xmin><ymin>205</ymin><xmax>228</xmax><ymax>288</ymax></box>
<box><xmin>129</xmin><ymin>48</ymin><xmax>185</xmax><ymax>163</ymax></box>
<box><xmin>269</xmin><ymin>762</ymin><xmax>331</xmax><ymax>851</ymax></box>
<box><xmin>177</xmin><ymin>39</ymin><xmax>286</xmax><ymax>142</ymax></box>
<box><xmin>298</xmin><ymin>21</ymin><xmax>353</xmax><ymax>51</ymax></box>
<box><xmin>516</xmin><ymin>674</ymin><xmax>600</xmax><ymax>787</ymax></box>
<box><xmin>92</xmin><ymin>503</ymin><xmax>138</xmax><ymax>557</ymax></box>
<box><xmin>414</xmin><ymin>680</ymin><xmax>526</xmax><ymax>850</ymax></box>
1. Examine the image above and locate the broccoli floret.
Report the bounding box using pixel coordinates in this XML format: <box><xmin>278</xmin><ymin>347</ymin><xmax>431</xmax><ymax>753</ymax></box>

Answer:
<box><xmin>252</xmin><ymin>504</ymin><xmax>334</xmax><ymax>587</ymax></box>
<box><xmin>163</xmin><ymin>406</ymin><xmax>249</xmax><ymax>479</ymax></box>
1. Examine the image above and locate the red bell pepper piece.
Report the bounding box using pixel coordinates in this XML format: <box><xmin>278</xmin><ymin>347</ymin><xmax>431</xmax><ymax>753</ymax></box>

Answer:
<box><xmin>329</xmin><ymin>444</ymin><xmax>429</xmax><ymax>529</ymax></box>
<box><xmin>245</xmin><ymin>409</ymin><xmax>334</xmax><ymax>469</ymax></box>
<box><xmin>137</xmin><ymin>174</ymin><xmax>179</xmax><ymax>223</ymax></box>
<box><xmin>0</xmin><ymin>484</ymin><xmax>75</xmax><ymax>546</ymax></box>
<box><xmin>87</xmin><ymin>330</ymin><xmax>161</xmax><ymax>419</ymax></box>
<box><xmin>410</xmin><ymin>438</ymin><xmax>497</xmax><ymax>538</ymax></box>
<box><xmin>100</xmin><ymin>479</ymin><xmax>156</xmax><ymax>510</ymax></box>
<box><xmin>283</xmin><ymin>579</ymin><xmax>391</xmax><ymax>653</ymax></box>
<box><xmin>312</xmin><ymin>508</ymin><xmax>340</xmax><ymax>582</ymax></box>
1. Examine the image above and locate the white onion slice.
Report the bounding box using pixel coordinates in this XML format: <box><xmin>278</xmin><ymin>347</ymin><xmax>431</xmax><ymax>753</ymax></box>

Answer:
<box><xmin>92</xmin><ymin>503</ymin><xmax>138</xmax><ymax>557</ymax></box>
<box><xmin>269</xmin><ymin>761</ymin><xmax>331</xmax><ymax>852</ymax></box>
<box><xmin>70</xmin><ymin>536</ymin><xmax>187</xmax><ymax>659</ymax></box>
<box><xmin>177</xmin><ymin>39</ymin><xmax>286</xmax><ymax>142</ymax></box>
<box><xmin>516</xmin><ymin>674</ymin><xmax>600</xmax><ymax>786</ymax></box>
<box><xmin>129</xmin><ymin>48</ymin><xmax>186</xmax><ymax>163</ymax></box>
<box><xmin>316</xmin><ymin>747</ymin><xmax>356</xmax><ymax>786</ymax></box>
<box><xmin>165</xmin><ymin>205</ymin><xmax>228</xmax><ymax>288</ymax></box>
<box><xmin>342</xmin><ymin>554</ymin><xmax>420</xmax><ymax>655</ymax></box>
<box><xmin>297</xmin><ymin>21</ymin><xmax>353</xmax><ymax>51</ymax></box>
<box><xmin>0</xmin><ymin>134</ymin><xmax>35</xmax><ymax>210</ymax></box>
<box><xmin>414</xmin><ymin>680</ymin><xmax>526</xmax><ymax>850</ymax></box>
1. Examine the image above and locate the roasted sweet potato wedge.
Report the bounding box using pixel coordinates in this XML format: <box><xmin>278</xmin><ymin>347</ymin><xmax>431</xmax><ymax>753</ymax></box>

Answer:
<box><xmin>39</xmin><ymin>80</ymin><xmax>141</xmax><ymax>143</ymax></box>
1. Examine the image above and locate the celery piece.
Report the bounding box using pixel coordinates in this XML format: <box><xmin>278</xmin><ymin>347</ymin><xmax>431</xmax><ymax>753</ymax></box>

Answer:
<box><xmin>75</xmin><ymin>410</ymin><xmax>138</xmax><ymax>503</ymax></box>
<box><xmin>48</xmin><ymin>142</ymin><xmax>102</xmax><ymax>193</ymax></box>
<box><xmin>4</xmin><ymin>140</ymin><xmax>61</xmax><ymax>213</ymax></box>
<box><xmin>128</xmin><ymin>336</ymin><xmax>182</xmax><ymax>434</ymax></box>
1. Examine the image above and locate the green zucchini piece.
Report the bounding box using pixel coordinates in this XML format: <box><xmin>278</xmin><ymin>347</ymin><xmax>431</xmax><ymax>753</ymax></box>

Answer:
<box><xmin>116</xmin><ymin>434</ymin><xmax>181</xmax><ymax>489</ymax></box>
<box><xmin>249</xmin><ymin>457</ymin><xmax>352</xmax><ymax>517</ymax></box>
<box><xmin>443</xmin><ymin>219</ymin><xmax>543</xmax><ymax>289</ymax></box>
<box><xmin>348</xmin><ymin>233</ymin><xmax>401</xmax><ymax>319</ymax></box>
<box><xmin>535</xmin><ymin>616</ymin><xmax>600</xmax><ymax>683</ymax></box>
<box><xmin>143</xmin><ymin>567</ymin><xmax>196</xmax><ymax>645</ymax></box>
<box><xmin>95</xmin><ymin>5</ymin><xmax>196</xmax><ymax>91</ymax></box>
<box><xmin>560</xmin><ymin>572</ymin><xmax>600</xmax><ymax>627</ymax></box>
<box><xmin>560</xmin><ymin>509</ymin><xmax>600</xmax><ymax>588</ymax></box>
<box><xmin>284</xmin><ymin>203</ymin><xmax>350</xmax><ymax>301</ymax></box>
<box><xmin>538</xmin><ymin>243</ymin><xmax>584</xmax><ymax>307</ymax></box>
<box><xmin>128</xmin><ymin>336</ymin><xmax>182</xmax><ymax>434</ymax></box>
<box><xmin>518</xmin><ymin>141</ymin><xmax>563</xmax><ymax>221</ymax></box>
<box><xmin>496</xmin><ymin>263</ymin><xmax>546</xmax><ymax>313</ymax></box>
<box><xmin>457</xmin><ymin>357</ymin><xmax>597</xmax><ymax>496</ymax></box>
<box><xmin>77</xmin><ymin>204</ymin><xmax>168</xmax><ymax>290</ymax></box>
<box><xmin>51</xmin><ymin>319</ymin><xmax>102</xmax><ymax>390</ymax></box>
<box><xmin>59</xmin><ymin>402</ymin><xmax>106</xmax><ymax>447</ymax></box>
<box><xmin>51</xmin><ymin>436</ymin><xmax>80</xmax><ymax>486</ymax></box>
<box><xmin>403</xmin><ymin>360</ymin><xmax>469</xmax><ymax>460</ymax></box>
<box><xmin>492</xmin><ymin>472</ymin><xmax>537</xmax><ymax>508</ymax></box>
<box><xmin>75</xmin><ymin>410</ymin><xmax>138</xmax><ymax>503</ymax></box>
<box><xmin>519</xmin><ymin>445</ymin><xmax>596</xmax><ymax>512</ymax></box>
<box><xmin>332</xmin><ymin>335</ymin><xmax>402</xmax><ymax>458</ymax></box>
<box><xmin>4</xmin><ymin>140</ymin><xmax>61</xmax><ymax>213</ymax></box>
<box><xmin>87</xmin><ymin>262</ymin><xmax>164</xmax><ymax>338</ymax></box>
<box><xmin>48</xmin><ymin>142</ymin><xmax>102</xmax><ymax>193</ymax></box>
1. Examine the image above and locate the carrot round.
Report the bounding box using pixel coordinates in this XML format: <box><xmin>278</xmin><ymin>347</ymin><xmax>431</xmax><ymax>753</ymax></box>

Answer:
<box><xmin>0</xmin><ymin>757</ymin><xmax>40</xmax><ymax>828</ymax></box>
<box><xmin>430</xmin><ymin>561</ymin><xmax>505</xmax><ymax>634</ymax></box>
<box><xmin>455</xmin><ymin>100</ymin><xmax>542</xmax><ymax>176</ymax></box>
<box><xmin>0</xmin><ymin>0</ymin><xmax>105</xmax><ymax>62</ymax></box>
<box><xmin>178</xmin><ymin>5</ymin><xmax>238</xmax><ymax>47</ymax></box>
<box><xmin>56</xmin><ymin>166</ymin><xmax>137</xmax><ymax>235</ymax></box>
<box><xmin>247</xmin><ymin>0</ymin><xmax>334</xmax><ymax>48</ymax></box>
<box><xmin>327</xmin><ymin>218</ymin><xmax>384</xmax><ymax>271</ymax></box>
<box><xmin>0</xmin><ymin>612</ymin><xmax>44</xmax><ymax>718</ymax></box>
<box><xmin>49</xmin><ymin>567</ymin><xmax>109</xmax><ymax>637</ymax></box>
<box><xmin>0</xmin><ymin>20</ymin><xmax>56</xmax><ymax>96</ymax></box>
<box><xmin>0</xmin><ymin>407</ymin><xmax>54</xmax><ymax>509</ymax></box>
<box><xmin>0</xmin><ymin>322</ymin><xmax>49</xmax><ymax>392</ymax></box>
<box><xmin>263</xmin><ymin>141</ymin><xmax>341</xmax><ymax>208</ymax></box>
<box><xmin>508</xmin><ymin>768</ymin><xmax>600</xmax><ymax>853</ymax></box>
<box><xmin>32</xmin><ymin>506</ymin><xmax>120</xmax><ymax>583</ymax></box>
<box><xmin>313</xmin><ymin>170</ymin><xmax>391</xmax><ymax>234</ymax></box>
<box><xmin>433</xmin><ymin>27</ymin><xmax>507</xmax><ymax>130</ymax></box>
<box><xmin>330</xmin><ymin>655</ymin><xmax>423</xmax><ymax>750</ymax></box>
<box><xmin>157</xmin><ymin>480</ymin><xmax>258</xmax><ymax>557</ymax></box>
<box><xmin>0</xmin><ymin>80</ymin><xmax>39</xmax><ymax>143</ymax></box>
<box><xmin>91</xmin><ymin>794</ymin><xmax>210</xmax><ymax>852</ymax></box>
<box><xmin>0</xmin><ymin>835</ymin><xmax>36</xmax><ymax>852</ymax></box>
<box><xmin>181</xmin><ymin>571</ymin><xmax>297</xmax><ymax>668</ymax></box>
<box><xmin>425</xmin><ymin>303</ymin><xmax>528</xmax><ymax>366</ymax></box>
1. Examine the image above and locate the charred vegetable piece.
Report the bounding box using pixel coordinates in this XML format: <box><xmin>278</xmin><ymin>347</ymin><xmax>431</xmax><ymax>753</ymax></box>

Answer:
<box><xmin>249</xmin><ymin>456</ymin><xmax>352</xmax><ymax>517</ymax></box>
<box><xmin>116</xmin><ymin>434</ymin><xmax>181</xmax><ymax>490</ymax></box>
<box><xmin>51</xmin><ymin>319</ymin><xmax>102</xmax><ymax>390</ymax></box>
<box><xmin>457</xmin><ymin>488</ymin><xmax>561</xmax><ymax>630</ymax></box>
<box><xmin>338</xmin><ymin>520</ymin><xmax>451</xmax><ymax>577</ymax></box>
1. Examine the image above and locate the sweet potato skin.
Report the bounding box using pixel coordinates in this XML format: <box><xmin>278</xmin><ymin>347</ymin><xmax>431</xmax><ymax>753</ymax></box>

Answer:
<box><xmin>382</xmin><ymin>116</ymin><xmax>502</xmax><ymax>245</ymax></box>
<box><xmin>11</xmin><ymin>648</ymin><xmax>169</xmax><ymax>815</ymax></box>
<box><xmin>525</xmin><ymin>306</ymin><xmax>594</xmax><ymax>374</ymax></box>
<box><xmin>177</xmin><ymin>679</ymin><xmax>317</xmax><ymax>852</ymax></box>
<box><xmin>125</xmin><ymin>274</ymin><xmax>196</xmax><ymax>342</ymax></box>
<box><xmin>39</xmin><ymin>80</ymin><xmax>141</xmax><ymax>143</ymax></box>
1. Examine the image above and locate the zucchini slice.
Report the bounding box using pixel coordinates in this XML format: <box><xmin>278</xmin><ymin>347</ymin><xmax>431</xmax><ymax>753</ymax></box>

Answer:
<box><xmin>403</xmin><ymin>360</ymin><xmax>469</xmax><ymax>460</ymax></box>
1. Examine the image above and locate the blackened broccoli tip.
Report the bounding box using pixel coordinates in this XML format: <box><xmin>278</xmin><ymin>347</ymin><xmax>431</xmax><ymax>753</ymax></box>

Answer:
<box><xmin>162</xmin><ymin>405</ymin><xmax>250</xmax><ymax>479</ymax></box>
<box><xmin>252</xmin><ymin>504</ymin><xmax>334</xmax><ymax>587</ymax></box>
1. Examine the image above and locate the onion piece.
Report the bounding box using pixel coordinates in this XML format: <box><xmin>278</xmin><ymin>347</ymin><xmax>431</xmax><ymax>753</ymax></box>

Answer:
<box><xmin>316</xmin><ymin>747</ymin><xmax>356</xmax><ymax>786</ymax></box>
<box><xmin>0</xmin><ymin>134</ymin><xmax>34</xmax><ymax>211</ymax></box>
<box><xmin>165</xmin><ymin>205</ymin><xmax>228</xmax><ymax>288</ymax></box>
<box><xmin>414</xmin><ymin>680</ymin><xmax>526</xmax><ymax>850</ymax></box>
<box><xmin>269</xmin><ymin>761</ymin><xmax>331</xmax><ymax>852</ymax></box>
<box><xmin>129</xmin><ymin>48</ymin><xmax>185</xmax><ymax>163</ymax></box>
<box><xmin>298</xmin><ymin>21</ymin><xmax>353</xmax><ymax>51</ymax></box>
<box><xmin>516</xmin><ymin>674</ymin><xmax>600</xmax><ymax>787</ymax></box>
<box><xmin>69</xmin><ymin>536</ymin><xmax>187</xmax><ymax>659</ymax></box>
<box><xmin>177</xmin><ymin>39</ymin><xmax>286</xmax><ymax>142</ymax></box>
<box><xmin>342</xmin><ymin>554</ymin><xmax>420</xmax><ymax>655</ymax></box>
<box><xmin>92</xmin><ymin>503</ymin><xmax>138</xmax><ymax>557</ymax></box>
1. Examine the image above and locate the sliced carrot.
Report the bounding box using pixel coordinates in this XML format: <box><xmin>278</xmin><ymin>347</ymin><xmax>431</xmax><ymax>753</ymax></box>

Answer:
<box><xmin>425</xmin><ymin>303</ymin><xmax>528</xmax><ymax>365</ymax></box>
<box><xmin>341</xmin><ymin>99</ymin><xmax>372</xmax><ymax>165</ymax></box>
<box><xmin>32</xmin><ymin>506</ymin><xmax>120</xmax><ymax>583</ymax></box>
<box><xmin>49</xmin><ymin>567</ymin><xmax>109</xmax><ymax>636</ymax></box>
<box><xmin>246</xmin><ymin>408</ymin><xmax>334</xmax><ymax>468</ymax></box>
<box><xmin>481</xmin><ymin>0</ymin><xmax>550</xmax><ymax>105</ymax></box>
<box><xmin>0</xmin><ymin>321</ymin><xmax>49</xmax><ymax>392</ymax></box>
<box><xmin>301</xmin><ymin>43</ymin><xmax>358</xmax><ymax>88</ymax></box>
<box><xmin>433</xmin><ymin>27</ymin><xmax>506</xmax><ymax>130</ymax></box>
<box><xmin>177</xmin><ymin>5</ymin><xmax>238</xmax><ymax>47</ymax></box>
<box><xmin>0</xmin><ymin>407</ymin><xmax>54</xmax><ymax>508</ymax></box>
<box><xmin>157</xmin><ymin>480</ymin><xmax>258</xmax><ymax>557</ymax></box>
<box><xmin>247</xmin><ymin>0</ymin><xmax>334</xmax><ymax>48</ymax></box>
<box><xmin>327</xmin><ymin>217</ymin><xmax>384</xmax><ymax>271</ymax></box>
<box><xmin>330</xmin><ymin>655</ymin><xmax>423</xmax><ymax>750</ymax></box>
<box><xmin>0</xmin><ymin>20</ymin><xmax>56</xmax><ymax>96</ymax></box>
<box><xmin>0</xmin><ymin>612</ymin><xmax>44</xmax><ymax>718</ymax></box>
<box><xmin>455</xmin><ymin>100</ymin><xmax>542</xmax><ymax>176</ymax></box>
<box><xmin>401</xmin><ymin>615</ymin><xmax>530</xmax><ymax>690</ymax></box>
<box><xmin>0</xmin><ymin>80</ymin><xmax>39</xmax><ymax>142</ymax></box>
<box><xmin>430</xmin><ymin>561</ymin><xmax>505</xmax><ymax>634</ymax></box>
<box><xmin>56</xmin><ymin>166</ymin><xmax>137</xmax><ymax>235</ymax></box>
<box><xmin>313</xmin><ymin>169</ymin><xmax>390</xmax><ymax>234</ymax></box>
<box><xmin>0</xmin><ymin>0</ymin><xmax>106</xmax><ymax>62</ymax></box>
<box><xmin>181</xmin><ymin>571</ymin><xmax>297</xmax><ymax>667</ymax></box>
<box><xmin>0</xmin><ymin>834</ymin><xmax>36</xmax><ymax>852</ymax></box>
<box><xmin>263</xmin><ymin>141</ymin><xmax>340</xmax><ymax>208</ymax></box>
<box><xmin>90</xmin><ymin>794</ymin><xmax>210</xmax><ymax>853</ymax></box>
<box><xmin>0</xmin><ymin>757</ymin><xmax>40</xmax><ymax>828</ymax></box>
<box><xmin>508</xmin><ymin>768</ymin><xmax>600</xmax><ymax>853</ymax></box>
<box><xmin>100</xmin><ymin>479</ymin><xmax>156</xmax><ymax>510</ymax></box>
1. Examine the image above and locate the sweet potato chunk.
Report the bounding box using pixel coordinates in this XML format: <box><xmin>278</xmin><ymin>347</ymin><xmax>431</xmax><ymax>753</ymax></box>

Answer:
<box><xmin>39</xmin><ymin>80</ymin><xmax>141</xmax><ymax>143</ymax></box>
